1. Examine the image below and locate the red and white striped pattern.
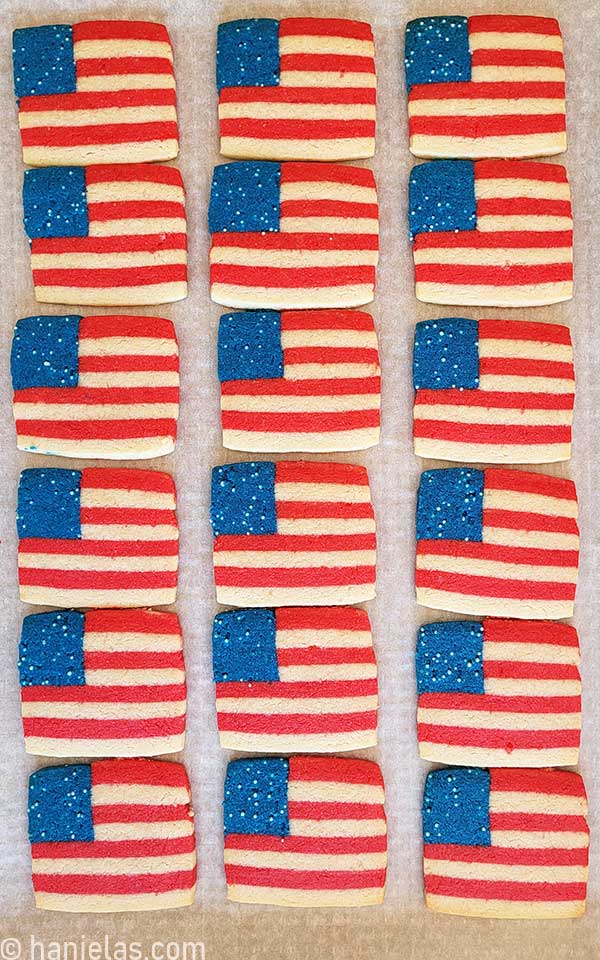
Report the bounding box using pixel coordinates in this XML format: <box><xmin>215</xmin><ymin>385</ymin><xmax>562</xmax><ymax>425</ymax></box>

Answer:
<box><xmin>216</xmin><ymin>607</ymin><xmax>378</xmax><ymax>751</ymax></box>
<box><xmin>31</xmin><ymin>759</ymin><xmax>196</xmax><ymax>913</ymax></box>
<box><xmin>409</xmin><ymin>16</ymin><xmax>566</xmax><ymax>159</ymax></box>
<box><xmin>19</xmin><ymin>468</ymin><xmax>179</xmax><ymax>608</ymax></box>
<box><xmin>414</xmin><ymin>319</ymin><xmax>575</xmax><ymax>463</ymax></box>
<box><xmin>424</xmin><ymin>769</ymin><xmax>589</xmax><ymax>919</ymax></box>
<box><xmin>210</xmin><ymin>162</ymin><xmax>378</xmax><ymax>309</ymax></box>
<box><xmin>22</xmin><ymin>610</ymin><xmax>186</xmax><ymax>758</ymax></box>
<box><xmin>418</xmin><ymin>620</ymin><xmax>581</xmax><ymax>767</ymax></box>
<box><xmin>14</xmin><ymin>315</ymin><xmax>179</xmax><ymax>459</ymax></box>
<box><xmin>214</xmin><ymin>461</ymin><xmax>376</xmax><ymax>607</ymax></box>
<box><xmin>413</xmin><ymin>160</ymin><xmax>573</xmax><ymax>307</ymax></box>
<box><xmin>31</xmin><ymin>164</ymin><xmax>188</xmax><ymax>306</ymax></box>
<box><xmin>416</xmin><ymin>469</ymin><xmax>579</xmax><ymax>619</ymax></box>
<box><xmin>225</xmin><ymin>757</ymin><xmax>387</xmax><ymax>906</ymax></box>
<box><xmin>18</xmin><ymin>21</ymin><xmax>178</xmax><ymax>166</ymax></box>
<box><xmin>222</xmin><ymin>310</ymin><xmax>381</xmax><ymax>451</ymax></box>
<box><xmin>219</xmin><ymin>18</ymin><xmax>376</xmax><ymax>161</ymax></box>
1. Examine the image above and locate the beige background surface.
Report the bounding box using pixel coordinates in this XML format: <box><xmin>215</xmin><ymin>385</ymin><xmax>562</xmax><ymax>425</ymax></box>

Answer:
<box><xmin>1</xmin><ymin>0</ymin><xmax>599</xmax><ymax>957</ymax></box>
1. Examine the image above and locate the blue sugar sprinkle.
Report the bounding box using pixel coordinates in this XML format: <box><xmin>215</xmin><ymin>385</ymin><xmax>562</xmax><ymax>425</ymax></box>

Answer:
<box><xmin>11</xmin><ymin>315</ymin><xmax>81</xmax><ymax>390</ymax></box>
<box><xmin>416</xmin><ymin>620</ymin><xmax>484</xmax><ymax>695</ymax></box>
<box><xmin>23</xmin><ymin>166</ymin><xmax>88</xmax><ymax>240</ymax></box>
<box><xmin>213</xmin><ymin>608</ymin><xmax>279</xmax><ymax>682</ymax></box>
<box><xmin>210</xmin><ymin>461</ymin><xmax>277</xmax><ymax>537</ymax></box>
<box><xmin>19</xmin><ymin>610</ymin><xmax>85</xmax><ymax>687</ymax></box>
<box><xmin>208</xmin><ymin>161</ymin><xmax>281</xmax><ymax>234</ymax></box>
<box><xmin>13</xmin><ymin>24</ymin><xmax>76</xmax><ymax>100</ymax></box>
<box><xmin>416</xmin><ymin>467</ymin><xmax>484</xmax><ymax>542</ymax></box>
<box><xmin>413</xmin><ymin>318</ymin><xmax>479</xmax><ymax>390</ymax></box>
<box><xmin>218</xmin><ymin>310</ymin><xmax>283</xmax><ymax>382</ymax></box>
<box><xmin>223</xmin><ymin>758</ymin><xmax>289</xmax><ymax>836</ymax></box>
<box><xmin>28</xmin><ymin>764</ymin><xmax>94</xmax><ymax>843</ymax></box>
<box><xmin>17</xmin><ymin>468</ymin><xmax>82</xmax><ymax>540</ymax></box>
<box><xmin>409</xmin><ymin>159</ymin><xmax>476</xmax><ymax>240</ymax></box>
<box><xmin>217</xmin><ymin>19</ymin><xmax>280</xmax><ymax>90</ymax></box>
<box><xmin>423</xmin><ymin>767</ymin><xmax>491</xmax><ymax>847</ymax></box>
<box><xmin>404</xmin><ymin>17</ymin><xmax>471</xmax><ymax>93</ymax></box>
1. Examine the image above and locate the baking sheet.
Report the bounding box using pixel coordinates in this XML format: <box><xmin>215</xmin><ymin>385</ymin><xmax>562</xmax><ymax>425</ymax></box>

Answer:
<box><xmin>1</xmin><ymin>0</ymin><xmax>599</xmax><ymax>956</ymax></box>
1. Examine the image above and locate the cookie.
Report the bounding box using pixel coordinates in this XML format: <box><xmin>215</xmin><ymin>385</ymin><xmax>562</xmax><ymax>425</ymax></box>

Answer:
<box><xmin>413</xmin><ymin>318</ymin><xmax>574</xmax><ymax>463</ymax></box>
<box><xmin>219</xmin><ymin>309</ymin><xmax>380</xmax><ymax>452</ymax></box>
<box><xmin>17</xmin><ymin>467</ymin><xmax>178</xmax><ymax>608</ymax></box>
<box><xmin>417</xmin><ymin>618</ymin><xmax>581</xmax><ymax>767</ymax></box>
<box><xmin>409</xmin><ymin>159</ymin><xmax>573</xmax><ymax>306</ymax></box>
<box><xmin>416</xmin><ymin>467</ymin><xmax>579</xmax><ymax>619</ymax></box>
<box><xmin>405</xmin><ymin>16</ymin><xmax>566</xmax><ymax>159</ymax></box>
<box><xmin>13</xmin><ymin>21</ymin><xmax>178</xmax><ymax>166</ymax></box>
<box><xmin>11</xmin><ymin>314</ymin><xmax>179</xmax><ymax>459</ymax></box>
<box><xmin>19</xmin><ymin>609</ymin><xmax>186</xmax><ymax>757</ymax></box>
<box><xmin>223</xmin><ymin>756</ymin><xmax>386</xmax><ymax>906</ymax></box>
<box><xmin>423</xmin><ymin>767</ymin><xmax>589</xmax><ymax>919</ymax></box>
<box><xmin>217</xmin><ymin>18</ymin><xmax>376</xmax><ymax>161</ymax></box>
<box><xmin>28</xmin><ymin>759</ymin><xmax>196</xmax><ymax>912</ymax></box>
<box><xmin>213</xmin><ymin>606</ymin><xmax>377</xmax><ymax>751</ymax></box>
<box><xmin>22</xmin><ymin>163</ymin><xmax>187</xmax><ymax>305</ymax></box>
<box><xmin>211</xmin><ymin>460</ymin><xmax>376</xmax><ymax>606</ymax></box>
<box><xmin>209</xmin><ymin>161</ymin><xmax>378</xmax><ymax>309</ymax></box>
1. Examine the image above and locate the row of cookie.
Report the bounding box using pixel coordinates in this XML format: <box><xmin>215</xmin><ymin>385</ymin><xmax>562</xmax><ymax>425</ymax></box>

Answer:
<box><xmin>15</xmin><ymin>154</ymin><xmax>572</xmax><ymax>313</ymax></box>
<box><xmin>15</xmin><ymin>604</ymin><xmax>582</xmax><ymax>767</ymax></box>
<box><xmin>11</xmin><ymin>18</ymin><xmax>197</xmax><ymax>915</ymax></box>
<box><xmin>13</xmin><ymin>16</ymin><xmax>568</xmax><ymax>167</ymax></box>
<box><xmin>9</xmin><ymin>310</ymin><xmax>575</xmax><ymax>463</ymax></box>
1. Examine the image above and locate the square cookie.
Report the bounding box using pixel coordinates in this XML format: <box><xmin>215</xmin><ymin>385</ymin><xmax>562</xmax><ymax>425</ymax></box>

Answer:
<box><xmin>22</xmin><ymin>164</ymin><xmax>187</xmax><ymax>305</ymax></box>
<box><xmin>19</xmin><ymin>609</ymin><xmax>186</xmax><ymax>757</ymax></box>
<box><xmin>423</xmin><ymin>767</ymin><xmax>589</xmax><ymax>919</ymax></box>
<box><xmin>209</xmin><ymin>161</ymin><xmax>378</xmax><ymax>309</ymax></box>
<box><xmin>211</xmin><ymin>460</ymin><xmax>376</xmax><ymax>606</ymax></box>
<box><xmin>219</xmin><ymin>309</ymin><xmax>380</xmax><ymax>452</ymax></box>
<box><xmin>409</xmin><ymin>159</ymin><xmax>573</xmax><ymax>306</ymax></box>
<box><xmin>11</xmin><ymin>314</ymin><xmax>179</xmax><ymax>459</ymax></box>
<box><xmin>416</xmin><ymin>467</ymin><xmax>579</xmax><ymax>619</ymax></box>
<box><xmin>213</xmin><ymin>606</ymin><xmax>377</xmax><ymax>751</ymax></box>
<box><xmin>217</xmin><ymin>18</ymin><xmax>376</xmax><ymax>161</ymax></box>
<box><xmin>405</xmin><ymin>16</ymin><xmax>566</xmax><ymax>159</ymax></box>
<box><xmin>13</xmin><ymin>21</ymin><xmax>178</xmax><ymax>166</ymax></box>
<box><xmin>29</xmin><ymin>759</ymin><xmax>196</xmax><ymax>912</ymax></box>
<box><xmin>17</xmin><ymin>467</ymin><xmax>179</xmax><ymax>608</ymax></box>
<box><xmin>223</xmin><ymin>756</ymin><xmax>386</xmax><ymax>906</ymax></box>
<box><xmin>413</xmin><ymin>317</ymin><xmax>574</xmax><ymax>463</ymax></box>
<box><xmin>417</xmin><ymin>618</ymin><xmax>581</xmax><ymax>767</ymax></box>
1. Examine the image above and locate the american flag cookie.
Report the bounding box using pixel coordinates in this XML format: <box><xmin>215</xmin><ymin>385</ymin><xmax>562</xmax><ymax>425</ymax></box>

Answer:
<box><xmin>218</xmin><ymin>309</ymin><xmax>381</xmax><ymax>452</ymax></box>
<box><xmin>416</xmin><ymin>618</ymin><xmax>581</xmax><ymax>767</ymax></box>
<box><xmin>208</xmin><ymin>160</ymin><xmax>378</xmax><ymax>309</ymax></box>
<box><xmin>12</xmin><ymin>21</ymin><xmax>178</xmax><ymax>167</ymax></box>
<box><xmin>423</xmin><ymin>767</ymin><xmax>589</xmax><ymax>919</ymax></box>
<box><xmin>17</xmin><ymin>467</ymin><xmax>179</xmax><ymax>608</ymax></box>
<box><xmin>413</xmin><ymin>317</ymin><xmax>575</xmax><ymax>463</ymax></box>
<box><xmin>223</xmin><ymin>756</ymin><xmax>387</xmax><ymax>906</ymax></box>
<box><xmin>217</xmin><ymin>18</ymin><xmax>376</xmax><ymax>161</ymax></box>
<box><xmin>11</xmin><ymin>314</ymin><xmax>179</xmax><ymax>459</ymax></box>
<box><xmin>22</xmin><ymin>163</ymin><xmax>188</xmax><ymax>305</ymax></box>
<box><xmin>405</xmin><ymin>16</ymin><xmax>566</xmax><ymax>159</ymax></box>
<box><xmin>409</xmin><ymin>159</ymin><xmax>573</xmax><ymax>307</ymax></box>
<box><xmin>213</xmin><ymin>606</ymin><xmax>378</xmax><ymax>751</ymax></box>
<box><xmin>415</xmin><ymin>467</ymin><xmax>579</xmax><ymax>619</ymax></box>
<box><xmin>28</xmin><ymin>759</ymin><xmax>196</xmax><ymax>912</ymax></box>
<box><xmin>19</xmin><ymin>609</ymin><xmax>186</xmax><ymax>757</ymax></box>
<box><xmin>210</xmin><ymin>460</ymin><xmax>376</xmax><ymax>607</ymax></box>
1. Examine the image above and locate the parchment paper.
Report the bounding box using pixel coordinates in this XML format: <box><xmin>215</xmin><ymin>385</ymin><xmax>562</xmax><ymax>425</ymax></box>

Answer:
<box><xmin>1</xmin><ymin>0</ymin><xmax>599</xmax><ymax>957</ymax></box>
